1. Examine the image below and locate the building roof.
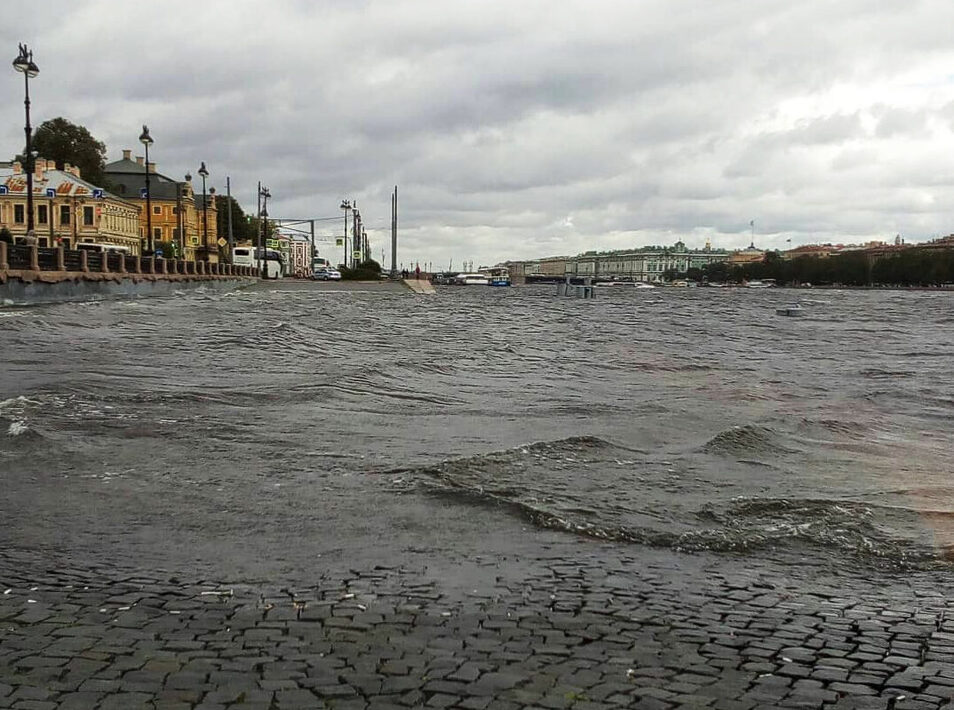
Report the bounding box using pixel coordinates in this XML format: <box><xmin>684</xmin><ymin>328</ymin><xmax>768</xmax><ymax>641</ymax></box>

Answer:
<box><xmin>0</xmin><ymin>165</ymin><xmax>134</xmax><ymax>205</ymax></box>
<box><xmin>103</xmin><ymin>156</ymin><xmax>194</xmax><ymax>202</ymax></box>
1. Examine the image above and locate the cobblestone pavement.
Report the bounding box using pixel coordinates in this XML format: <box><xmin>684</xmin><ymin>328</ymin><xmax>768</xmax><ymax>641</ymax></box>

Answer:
<box><xmin>2</xmin><ymin>545</ymin><xmax>953</xmax><ymax>710</ymax></box>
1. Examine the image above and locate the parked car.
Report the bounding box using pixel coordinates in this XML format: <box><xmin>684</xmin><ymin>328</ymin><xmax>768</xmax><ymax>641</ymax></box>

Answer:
<box><xmin>312</xmin><ymin>268</ymin><xmax>342</xmax><ymax>281</ymax></box>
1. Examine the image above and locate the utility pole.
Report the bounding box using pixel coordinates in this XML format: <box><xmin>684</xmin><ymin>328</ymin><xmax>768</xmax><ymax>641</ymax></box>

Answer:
<box><xmin>390</xmin><ymin>185</ymin><xmax>398</xmax><ymax>278</ymax></box>
<box><xmin>352</xmin><ymin>203</ymin><xmax>359</xmax><ymax>266</ymax></box>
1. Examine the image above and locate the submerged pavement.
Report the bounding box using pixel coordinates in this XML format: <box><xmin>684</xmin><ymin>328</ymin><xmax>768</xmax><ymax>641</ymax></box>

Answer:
<box><xmin>2</xmin><ymin>544</ymin><xmax>953</xmax><ymax>710</ymax></box>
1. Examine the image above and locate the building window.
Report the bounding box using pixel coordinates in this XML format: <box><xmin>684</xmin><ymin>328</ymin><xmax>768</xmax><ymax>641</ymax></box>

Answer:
<box><xmin>153</xmin><ymin>227</ymin><xmax>162</xmax><ymax>240</ymax></box>
<box><xmin>83</xmin><ymin>206</ymin><xmax>94</xmax><ymax>226</ymax></box>
<box><xmin>37</xmin><ymin>204</ymin><xmax>48</xmax><ymax>224</ymax></box>
<box><xmin>14</xmin><ymin>204</ymin><xmax>25</xmax><ymax>224</ymax></box>
<box><xmin>191</xmin><ymin>236</ymin><xmax>199</xmax><ymax>245</ymax></box>
<box><xmin>153</xmin><ymin>205</ymin><xmax>161</xmax><ymax>215</ymax></box>
<box><xmin>172</xmin><ymin>206</ymin><xmax>178</xmax><ymax>215</ymax></box>
<box><xmin>60</xmin><ymin>205</ymin><xmax>71</xmax><ymax>226</ymax></box>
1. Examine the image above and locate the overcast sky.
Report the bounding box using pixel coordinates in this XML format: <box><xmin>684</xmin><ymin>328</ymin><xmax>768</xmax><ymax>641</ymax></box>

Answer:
<box><xmin>4</xmin><ymin>1</ymin><xmax>954</xmax><ymax>268</ymax></box>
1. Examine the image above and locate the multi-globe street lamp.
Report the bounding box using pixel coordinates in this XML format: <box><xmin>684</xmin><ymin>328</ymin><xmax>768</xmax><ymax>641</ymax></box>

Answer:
<box><xmin>139</xmin><ymin>125</ymin><xmax>154</xmax><ymax>254</ymax></box>
<box><xmin>197</xmin><ymin>161</ymin><xmax>209</xmax><ymax>261</ymax></box>
<box><xmin>12</xmin><ymin>44</ymin><xmax>39</xmax><ymax>243</ymax></box>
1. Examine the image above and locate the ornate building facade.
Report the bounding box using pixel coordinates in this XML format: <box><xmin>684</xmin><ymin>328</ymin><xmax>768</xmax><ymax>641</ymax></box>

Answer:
<box><xmin>0</xmin><ymin>159</ymin><xmax>140</xmax><ymax>253</ymax></box>
<box><xmin>103</xmin><ymin>150</ymin><xmax>219</xmax><ymax>262</ymax></box>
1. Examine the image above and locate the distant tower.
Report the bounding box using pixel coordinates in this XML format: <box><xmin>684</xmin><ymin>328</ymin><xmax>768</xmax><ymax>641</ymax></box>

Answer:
<box><xmin>704</xmin><ymin>237</ymin><xmax>711</xmax><ymax>252</ymax></box>
<box><xmin>895</xmin><ymin>234</ymin><xmax>901</xmax><ymax>246</ymax></box>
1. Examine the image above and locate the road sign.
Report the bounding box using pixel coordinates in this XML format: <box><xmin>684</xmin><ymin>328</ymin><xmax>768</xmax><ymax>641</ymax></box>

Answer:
<box><xmin>217</xmin><ymin>238</ymin><xmax>227</xmax><ymax>247</ymax></box>
<box><xmin>0</xmin><ymin>186</ymin><xmax>7</xmax><ymax>195</ymax></box>
<box><xmin>92</xmin><ymin>189</ymin><xmax>104</xmax><ymax>199</ymax></box>
<box><xmin>266</xmin><ymin>239</ymin><xmax>280</xmax><ymax>248</ymax></box>
<box><xmin>140</xmin><ymin>188</ymin><xmax>148</xmax><ymax>198</ymax></box>
<box><xmin>45</xmin><ymin>188</ymin><xmax>56</xmax><ymax>198</ymax></box>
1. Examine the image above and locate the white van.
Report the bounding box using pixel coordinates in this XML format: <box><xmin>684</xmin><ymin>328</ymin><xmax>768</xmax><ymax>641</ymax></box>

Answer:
<box><xmin>233</xmin><ymin>246</ymin><xmax>283</xmax><ymax>279</ymax></box>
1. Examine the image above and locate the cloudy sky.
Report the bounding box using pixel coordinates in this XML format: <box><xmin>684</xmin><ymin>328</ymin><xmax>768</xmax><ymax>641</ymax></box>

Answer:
<box><xmin>3</xmin><ymin>1</ymin><xmax>954</xmax><ymax>268</ymax></box>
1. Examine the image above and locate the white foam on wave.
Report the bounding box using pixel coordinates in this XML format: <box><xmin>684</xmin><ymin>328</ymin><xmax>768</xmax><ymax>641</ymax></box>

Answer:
<box><xmin>6</xmin><ymin>420</ymin><xmax>29</xmax><ymax>436</ymax></box>
<box><xmin>0</xmin><ymin>395</ymin><xmax>38</xmax><ymax>411</ymax></box>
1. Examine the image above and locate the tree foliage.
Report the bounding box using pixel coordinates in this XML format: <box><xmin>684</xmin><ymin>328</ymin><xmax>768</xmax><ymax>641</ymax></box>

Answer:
<box><xmin>340</xmin><ymin>259</ymin><xmax>382</xmax><ymax>281</ymax></box>
<box><xmin>700</xmin><ymin>248</ymin><xmax>954</xmax><ymax>287</ymax></box>
<box><xmin>215</xmin><ymin>194</ymin><xmax>259</xmax><ymax>243</ymax></box>
<box><xmin>31</xmin><ymin>117</ymin><xmax>108</xmax><ymax>187</ymax></box>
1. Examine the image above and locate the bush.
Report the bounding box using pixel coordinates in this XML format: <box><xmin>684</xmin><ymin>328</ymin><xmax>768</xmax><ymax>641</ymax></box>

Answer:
<box><xmin>340</xmin><ymin>259</ymin><xmax>382</xmax><ymax>280</ymax></box>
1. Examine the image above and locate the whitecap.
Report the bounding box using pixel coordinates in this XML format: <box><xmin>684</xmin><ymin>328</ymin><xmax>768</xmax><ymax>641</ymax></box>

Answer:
<box><xmin>7</xmin><ymin>420</ymin><xmax>29</xmax><ymax>436</ymax></box>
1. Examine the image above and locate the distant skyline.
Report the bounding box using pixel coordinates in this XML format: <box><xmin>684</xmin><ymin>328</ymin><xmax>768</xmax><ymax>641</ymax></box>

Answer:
<box><xmin>3</xmin><ymin>1</ymin><xmax>954</xmax><ymax>268</ymax></box>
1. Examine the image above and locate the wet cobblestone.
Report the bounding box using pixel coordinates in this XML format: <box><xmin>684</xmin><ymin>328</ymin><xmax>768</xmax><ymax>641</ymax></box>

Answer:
<box><xmin>1</xmin><ymin>547</ymin><xmax>953</xmax><ymax>709</ymax></box>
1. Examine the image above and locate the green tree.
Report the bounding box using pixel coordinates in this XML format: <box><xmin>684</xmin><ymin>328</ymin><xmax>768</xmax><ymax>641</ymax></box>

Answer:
<box><xmin>215</xmin><ymin>194</ymin><xmax>257</xmax><ymax>242</ymax></box>
<box><xmin>154</xmin><ymin>240</ymin><xmax>180</xmax><ymax>259</ymax></box>
<box><xmin>31</xmin><ymin>117</ymin><xmax>108</xmax><ymax>187</ymax></box>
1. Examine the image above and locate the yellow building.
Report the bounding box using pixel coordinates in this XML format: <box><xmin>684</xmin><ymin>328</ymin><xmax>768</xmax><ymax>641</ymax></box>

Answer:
<box><xmin>103</xmin><ymin>150</ymin><xmax>219</xmax><ymax>262</ymax></box>
<box><xmin>727</xmin><ymin>241</ymin><xmax>765</xmax><ymax>266</ymax></box>
<box><xmin>0</xmin><ymin>159</ymin><xmax>140</xmax><ymax>253</ymax></box>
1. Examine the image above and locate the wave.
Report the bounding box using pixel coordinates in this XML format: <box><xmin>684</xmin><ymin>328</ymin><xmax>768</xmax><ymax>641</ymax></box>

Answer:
<box><xmin>702</xmin><ymin>424</ymin><xmax>793</xmax><ymax>456</ymax></box>
<box><xmin>396</xmin><ymin>437</ymin><xmax>944</xmax><ymax>569</ymax></box>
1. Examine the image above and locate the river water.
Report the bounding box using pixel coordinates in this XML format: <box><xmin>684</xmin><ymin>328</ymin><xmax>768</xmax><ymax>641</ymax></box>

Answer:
<box><xmin>1</xmin><ymin>283</ymin><xmax>952</xmax><ymax>581</ymax></box>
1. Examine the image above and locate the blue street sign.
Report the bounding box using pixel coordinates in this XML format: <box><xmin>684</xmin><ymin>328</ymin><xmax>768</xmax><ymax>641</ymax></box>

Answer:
<box><xmin>140</xmin><ymin>188</ymin><xmax>148</xmax><ymax>198</ymax></box>
<box><xmin>0</xmin><ymin>186</ymin><xmax>7</xmax><ymax>195</ymax></box>
<box><xmin>45</xmin><ymin>188</ymin><xmax>56</xmax><ymax>198</ymax></box>
<box><xmin>92</xmin><ymin>189</ymin><xmax>104</xmax><ymax>199</ymax></box>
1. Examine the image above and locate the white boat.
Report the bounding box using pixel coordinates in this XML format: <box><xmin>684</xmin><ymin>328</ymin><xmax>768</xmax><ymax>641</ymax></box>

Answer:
<box><xmin>746</xmin><ymin>279</ymin><xmax>774</xmax><ymax>289</ymax></box>
<box><xmin>454</xmin><ymin>273</ymin><xmax>490</xmax><ymax>285</ymax></box>
<box><xmin>633</xmin><ymin>282</ymin><xmax>656</xmax><ymax>289</ymax></box>
<box><xmin>486</xmin><ymin>267</ymin><xmax>511</xmax><ymax>287</ymax></box>
<box><xmin>775</xmin><ymin>304</ymin><xmax>803</xmax><ymax>316</ymax></box>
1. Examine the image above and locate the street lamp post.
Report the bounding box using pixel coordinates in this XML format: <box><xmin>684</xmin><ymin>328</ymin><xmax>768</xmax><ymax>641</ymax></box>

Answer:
<box><xmin>340</xmin><ymin>200</ymin><xmax>351</xmax><ymax>268</ymax></box>
<box><xmin>12</xmin><ymin>44</ymin><xmax>39</xmax><ymax>243</ymax></box>
<box><xmin>197</xmin><ymin>162</ymin><xmax>209</xmax><ymax>261</ymax></box>
<box><xmin>259</xmin><ymin>185</ymin><xmax>270</xmax><ymax>279</ymax></box>
<box><xmin>139</xmin><ymin>125</ymin><xmax>154</xmax><ymax>254</ymax></box>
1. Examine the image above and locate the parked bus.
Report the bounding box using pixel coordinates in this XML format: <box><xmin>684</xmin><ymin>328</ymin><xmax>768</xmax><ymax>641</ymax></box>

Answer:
<box><xmin>232</xmin><ymin>246</ymin><xmax>284</xmax><ymax>279</ymax></box>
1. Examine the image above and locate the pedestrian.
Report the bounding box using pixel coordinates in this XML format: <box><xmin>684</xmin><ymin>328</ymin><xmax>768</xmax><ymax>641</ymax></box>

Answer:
<box><xmin>415</xmin><ymin>265</ymin><xmax>421</xmax><ymax>280</ymax></box>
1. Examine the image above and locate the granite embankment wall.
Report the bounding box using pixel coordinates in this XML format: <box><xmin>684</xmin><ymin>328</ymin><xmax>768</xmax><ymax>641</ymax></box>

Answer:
<box><xmin>0</xmin><ymin>242</ymin><xmax>258</xmax><ymax>305</ymax></box>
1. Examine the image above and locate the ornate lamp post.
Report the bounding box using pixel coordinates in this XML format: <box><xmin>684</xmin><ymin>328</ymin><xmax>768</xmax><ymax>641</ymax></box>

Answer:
<box><xmin>197</xmin><ymin>162</ymin><xmax>209</xmax><ymax>261</ymax></box>
<box><xmin>340</xmin><ymin>199</ymin><xmax>351</xmax><ymax>268</ymax></box>
<box><xmin>139</xmin><ymin>125</ymin><xmax>154</xmax><ymax>254</ymax></box>
<box><xmin>259</xmin><ymin>185</ymin><xmax>270</xmax><ymax>279</ymax></box>
<box><xmin>12</xmin><ymin>44</ymin><xmax>39</xmax><ymax>243</ymax></box>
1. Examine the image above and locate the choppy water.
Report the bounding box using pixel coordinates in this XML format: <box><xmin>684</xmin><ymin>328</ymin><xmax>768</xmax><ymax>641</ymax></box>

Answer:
<box><xmin>1</xmin><ymin>283</ymin><xmax>953</xmax><ymax>572</ymax></box>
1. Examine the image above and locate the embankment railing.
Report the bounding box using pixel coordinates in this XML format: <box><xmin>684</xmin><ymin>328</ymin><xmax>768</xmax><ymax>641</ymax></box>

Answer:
<box><xmin>0</xmin><ymin>243</ymin><xmax>255</xmax><ymax>278</ymax></box>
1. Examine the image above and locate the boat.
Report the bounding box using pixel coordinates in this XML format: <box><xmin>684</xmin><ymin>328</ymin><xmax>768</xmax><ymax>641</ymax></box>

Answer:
<box><xmin>453</xmin><ymin>273</ymin><xmax>490</xmax><ymax>285</ymax></box>
<box><xmin>746</xmin><ymin>279</ymin><xmax>775</xmax><ymax>289</ymax></box>
<box><xmin>775</xmin><ymin>304</ymin><xmax>803</xmax><ymax>316</ymax></box>
<box><xmin>633</xmin><ymin>282</ymin><xmax>656</xmax><ymax>289</ymax></box>
<box><xmin>486</xmin><ymin>267</ymin><xmax>511</xmax><ymax>287</ymax></box>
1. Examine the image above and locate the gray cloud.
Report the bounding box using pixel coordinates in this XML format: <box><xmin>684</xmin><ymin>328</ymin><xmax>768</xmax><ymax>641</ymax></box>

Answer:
<box><xmin>3</xmin><ymin>0</ymin><xmax>954</xmax><ymax>265</ymax></box>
